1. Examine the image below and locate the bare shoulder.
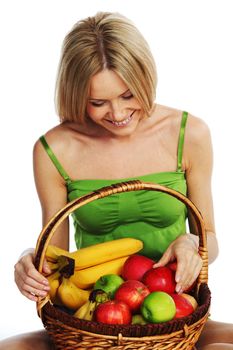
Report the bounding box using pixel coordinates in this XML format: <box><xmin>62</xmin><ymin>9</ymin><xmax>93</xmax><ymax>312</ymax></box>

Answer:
<box><xmin>33</xmin><ymin>123</ymin><xmax>73</xmax><ymax>154</ymax></box>
<box><xmin>184</xmin><ymin>112</ymin><xmax>213</xmax><ymax>173</ymax></box>
<box><xmin>33</xmin><ymin>122</ymin><xmax>83</xmax><ymax>165</ymax></box>
<box><xmin>185</xmin><ymin>112</ymin><xmax>212</xmax><ymax>148</ymax></box>
<box><xmin>153</xmin><ymin>104</ymin><xmax>186</xmax><ymax>129</ymax></box>
<box><xmin>33</xmin><ymin>124</ymin><xmax>71</xmax><ymax>182</ymax></box>
<box><xmin>33</xmin><ymin>122</ymin><xmax>88</xmax><ymax>182</ymax></box>
<box><xmin>154</xmin><ymin>105</ymin><xmax>213</xmax><ymax>171</ymax></box>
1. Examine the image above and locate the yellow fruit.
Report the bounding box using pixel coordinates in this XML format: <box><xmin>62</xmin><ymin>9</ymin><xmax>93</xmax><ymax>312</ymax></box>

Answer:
<box><xmin>74</xmin><ymin>290</ymin><xmax>110</xmax><ymax>321</ymax></box>
<box><xmin>57</xmin><ymin>277</ymin><xmax>90</xmax><ymax>310</ymax></box>
<box><xmin>70</xmin><ymin>238</ymin><xmax>143</xmax><ymax>270</ymax></box>
<box><xmin>47</xmin><ymin>261</ymin><xmax>59</xmax><ymax>271</ymax></box>
<box><xmin>74</xmin><ymin>300</ymin><xmax>95</xmax><ymax>320</ymax></box>
<box><xmin>46</xmin><ymin>238</ymin><xmax>143</xmax><ymax>271</ymax></box>
<box><xmin>70</xmin><ymin>256</ymin><xmax>129</xmax><ymax>289</ymax></box>
<box><xmin>46</xmin><ymin>245</ymin><xmax>73</xmax><ymax>263</ymax></box>
<box><xmin>181</xmin><ymin>293</ymin><xmax>198</xmax><ymax>310</ymax></box>
<box><xmin>47</xmin><ymin>270</ymin><xmax>61</xmax><ymax>303</ymax></box>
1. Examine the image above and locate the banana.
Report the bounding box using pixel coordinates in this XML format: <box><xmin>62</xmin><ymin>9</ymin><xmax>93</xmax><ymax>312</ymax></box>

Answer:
<box><xmin>47</xmin><ymin>261</ymin><xmax>59</xmax><ymax>272</ymax></box>
<box><xmin>57</xmin><ymin>277</ymin><xmax>90</xmax><ymax>310</ymax></box>
<box><xmin>70</xmin><ymin>238</ymin><xmax>143</xmax><ymax>270</ymax></box>
<box><xmin>70</xmin><ymin>256</ymin><xmax>129</xmax><ymax>289</ymax></box>
<box><xmin>47</xmin><ymin>270</ymin><xmax>61</xmax><ymax>303</ymax></box>
<box><xmin>74</xmin><ymin>299</ymin><xmax>96</xmax><ymax>320</ymax></box>
<box><xmin>46</xmin><ymin>245</ymin><xmax>73</xmax><ymax>263</ymax></box>
<box><xmin>46</xmin><ymin>238</ymin><xmax>142</xmax><ymax>269</ymax></box>
<box><xmin>74</xmin><ymin>289</ymin><xmax>109</xmax><ymax>321</ymax></box>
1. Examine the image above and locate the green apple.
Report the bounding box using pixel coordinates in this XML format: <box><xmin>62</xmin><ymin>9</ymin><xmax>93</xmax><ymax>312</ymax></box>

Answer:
<box><xmin>141</xmin><ymin>291</ymin><xmax>176</xmax><ymax>323</ymax></box>
<box><xmin>94</xmin><ymin>274</ymin><xmax>124</xmax><ymax>299</ymax></box>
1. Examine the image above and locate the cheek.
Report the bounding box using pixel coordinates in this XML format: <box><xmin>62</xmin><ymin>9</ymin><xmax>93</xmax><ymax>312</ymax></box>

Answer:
<box><xmin>128</xmin><ymin>100</ymin><xmax>142</xmax><ymax>111</ymax></box>
<box><xmin>86</xmin><ymin>105</ymin><xmax>104</xmax><ymax>121</ymax></box>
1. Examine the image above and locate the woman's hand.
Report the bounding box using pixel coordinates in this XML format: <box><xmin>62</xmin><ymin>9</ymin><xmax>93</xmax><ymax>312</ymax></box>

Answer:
<box><xmin>153</xmin><ymin>234</ymin><xmax>203</xmax><ymax>293</ymax></box>
<box><xmin>14</xmin><ymin>248</ymin><xmax>51</xmax><ymax>302</ymax></box>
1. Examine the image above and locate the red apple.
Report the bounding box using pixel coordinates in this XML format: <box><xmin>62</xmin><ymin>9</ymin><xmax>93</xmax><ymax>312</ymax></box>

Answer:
<box><xmin>142</xmin><ymin>267</ymin><xmax>176</xmax><ymax>294</ymax></box>
<box><xmin>122</xmin><ymin>254</ymin><xmax>155</xmax><ymax>281</ymax></box>
<box><xmin>94</xmin><ymin>300</ymin><xmax>132</xmax><ymax>324</ymax></box>
<box><xmin>114</xmin><ymin>280</ymin><xmax>150</xmax><ymax>313</ymax></box>
<box><xmin>171</xmin><ymin>293</ymin><xmax>197</xmax><ymax>318</ymax></box>
<box><xmin>166</xmin><ymin>261</ymin><xmax>177</xmax><ymax>272</ymax></box>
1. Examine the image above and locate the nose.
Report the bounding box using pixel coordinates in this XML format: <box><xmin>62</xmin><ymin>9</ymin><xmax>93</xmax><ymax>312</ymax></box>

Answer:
<box><xmin>110</xmin><ymin>100</ymin><xmax>126</xmax><ymax>121</ymax></box>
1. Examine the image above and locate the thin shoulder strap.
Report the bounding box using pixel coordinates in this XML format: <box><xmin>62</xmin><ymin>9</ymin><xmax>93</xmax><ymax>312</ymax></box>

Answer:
<box><xmin>177</xmin><ymin>111</ymin><xmax>188</xmax><ymax>172</ymax></box>
<box><xmin>39</xmin><ymin>135</ymin><xmax>71</xmax><ymax>184</ymax></box>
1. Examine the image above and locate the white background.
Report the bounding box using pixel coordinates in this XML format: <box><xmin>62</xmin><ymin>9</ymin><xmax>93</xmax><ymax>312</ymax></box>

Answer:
<box><xmin>0</xmin><ymin>0</ymin><xmax>233</xmax><ymax>339</ymax></box>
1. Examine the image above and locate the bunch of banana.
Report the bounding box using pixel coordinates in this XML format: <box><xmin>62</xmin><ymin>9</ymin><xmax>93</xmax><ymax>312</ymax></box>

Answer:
<box><xmin>46</xmin><ymin>245</ymin><xmax>74</xmax><ymax>263</ymax></box>
<box><xmin>46</xmin><ymin>237</ymin><xmax>143</xmax><ymax>271</ymax></box>
<box><xmin>70</xmin><ymin>256</ymin><xmax>129</xmax><ymax>289</ymax></box>
<box><xmin>45</xmin><ymin>238</ymin><xmax>143</xmax><ymax>309</ymax></box>
<box><xmin>74</xmin><ymin>289</ymin><xmax>109</xmax><ymax>321</ymax></box>
<box><xmin>57</xmin><ymin>277</ymin><xmax>91</xmax><ymax>310</ymax></box>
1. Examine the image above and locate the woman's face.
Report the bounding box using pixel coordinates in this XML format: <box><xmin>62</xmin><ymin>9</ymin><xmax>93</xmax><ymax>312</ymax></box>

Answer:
<box><xmin>86</xmin><ymin>69</ymin><xmax>142</xmax><ymax>137</ymax></box>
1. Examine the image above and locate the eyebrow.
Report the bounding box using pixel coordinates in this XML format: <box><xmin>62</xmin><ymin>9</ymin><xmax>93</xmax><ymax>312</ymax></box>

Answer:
<box><xmin>89</xmin><ymin>89</ymin><xmax>130</xmax><ymax>101</ymax></box>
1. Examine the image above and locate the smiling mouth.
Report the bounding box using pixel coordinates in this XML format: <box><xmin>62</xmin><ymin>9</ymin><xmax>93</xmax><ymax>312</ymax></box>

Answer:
<box><xmin>108</xmin><ymin>111</ymin><xmax>135</xmax><ymax>127</ymax></box>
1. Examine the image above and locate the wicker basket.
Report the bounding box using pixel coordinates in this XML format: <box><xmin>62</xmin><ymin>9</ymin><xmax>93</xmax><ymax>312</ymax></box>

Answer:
<box><xmin>34</xmin><ymin>180</ymin><xmax>211</xmax><ymax>350</ymax></box>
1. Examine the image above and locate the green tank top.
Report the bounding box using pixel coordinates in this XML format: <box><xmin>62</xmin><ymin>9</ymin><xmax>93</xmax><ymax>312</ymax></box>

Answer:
<box><xmin>39</xmin><ymin>111</ymin><xmax>188</xmax><ymax>259</ymax></box>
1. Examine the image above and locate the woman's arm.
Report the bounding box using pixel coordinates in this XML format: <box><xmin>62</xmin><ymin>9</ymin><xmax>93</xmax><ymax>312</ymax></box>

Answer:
<box><xmin>33</xmin><ymin>138</ymin><xmax>69</xmax><ymax>248</ymax></box>
<box><xmin>185</xmin><ymin>115</ymin><xmax>219</xmax><ymax>264</ymax></box>
<box><xmin>154</xmin><ymin>115</ymin><xmax>218</xmax><ymax>293</ymax></box>
<box><xmin>14</xmin><ymin>137</ymin><xmax>69</xmax><ymax>301</ymax></box>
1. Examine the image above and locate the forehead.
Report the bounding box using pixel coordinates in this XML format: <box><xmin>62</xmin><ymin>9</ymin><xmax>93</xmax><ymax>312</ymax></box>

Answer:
<box><xmin>89</xmin><ymin>69</ymin><xmax>129</xmax><ymax>99</ymax></box>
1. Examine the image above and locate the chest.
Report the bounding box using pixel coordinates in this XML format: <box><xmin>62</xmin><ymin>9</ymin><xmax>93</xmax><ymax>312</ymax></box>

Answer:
<box><xmin>65</xmin><ymin>130</ymin><xmax>178</xmax><ymax>180</ymax></box>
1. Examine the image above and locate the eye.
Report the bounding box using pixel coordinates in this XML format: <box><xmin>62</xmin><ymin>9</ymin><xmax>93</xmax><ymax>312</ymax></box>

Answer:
<box><xmin>122</xmin><ymin>93</ymin><xmax>134</xmax><ymax>100</ymax></box>
<box><xmin>89</xmin><ymin>101</ymin><xmax>105</xmax><ymax>107</ymax></box>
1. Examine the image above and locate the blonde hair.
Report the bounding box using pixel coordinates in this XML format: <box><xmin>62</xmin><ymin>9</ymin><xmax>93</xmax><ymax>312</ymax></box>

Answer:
<box><xmin>56</xmin><ymin>12</ymin><xmax>157</xmax><ymax>123</ymax></box>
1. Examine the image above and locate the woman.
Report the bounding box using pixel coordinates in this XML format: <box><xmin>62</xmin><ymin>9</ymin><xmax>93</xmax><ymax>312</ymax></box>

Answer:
<box><xmin>1</xmin><ymin>12</ymin><xmax>233</xmax><ymax>350</ymax></box>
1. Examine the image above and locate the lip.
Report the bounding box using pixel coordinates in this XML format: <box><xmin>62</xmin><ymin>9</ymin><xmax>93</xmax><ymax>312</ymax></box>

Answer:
<box><xmin>107</xmin><ymin>111</ymin><xmax>135</xmax><ymax>127</ymax></box>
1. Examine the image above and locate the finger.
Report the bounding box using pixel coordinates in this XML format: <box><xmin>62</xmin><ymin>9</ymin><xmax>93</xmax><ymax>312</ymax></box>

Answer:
<box><xmin>15</xmin><ymin>255</ymin><xmax>50</xmax><ymax>287</ymax></box>
<box><xmin>175</xmin><ymin>258</ymin><xmax>192</xmax><ymax>293</ymax></box>
<box><xmin>14</xmin><ymin>271</ymin><xmax>38</xmax><ymax>301</ymax></box>
<box><xmin>24</xmin><ymin>262</ymin><xmax>50</xmax><ymax>287</ymax></box>
<box><xmin>184</xmin><ymin>259</ymin><xmax>203</xmax><ymax>291</ymax></box>
<box><xmin>184</xmin><ymin>255</ymin><xmax>202</xmax><ymax>287</ymax></box>
<box><xmin>176</xmin><ymin>255</ymin><xmax>202</xmax><ymax>293</ymax></box>
<box><xmin>42</xmin><ymin>259</ymin><xmax>52</xmax><ymax>275</ymax></box>
<box><xmin>15</xmin><ymin>262</ymin><xmax>50</xmax><ymax>296</ymax></box>
<box><xmin>17</xmin><ymin>274</ymin><xmax>50</xmax><ymax>298</ymax></box>
<box><xmin>175</xmin><ymin>258</ymin><xmax>187</xmax><ymax>284</ymax></box>
<box><xmin>153</xmin><ymin>249</ymin><xmax>172</xmax><ymax>268</ymax></box>
<box><xmin>21</xmin><ymin>289</ymin><xmax>38</xmax><ymax>302</ymax></box>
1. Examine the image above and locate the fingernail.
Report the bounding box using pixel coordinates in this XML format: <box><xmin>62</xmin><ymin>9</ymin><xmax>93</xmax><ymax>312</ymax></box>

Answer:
<box><xmin>43</xmin><ymin>285</ymin><xmax>50</xmax><ymax>291</ymax></box>
<box><xmin>29</xmin><ymin>294</ymin><xmax>37</xmax><ymax>302</ymax></box>
<box><xmin>43</xmin><ymin>280</ymin><xmax>49</xmax><ymax>285</ymax></box>
<box><xmin>176</xmin><ymin>276</ymin><xmax>180</xmax><ymax>283</ymax></box>
<box><xmin>176</xmin><ymin>285</ymin><xmax>182</xmax><ymax>293</ymax></box>
<box><xmin>40</xmin><ymin>291</ymin><xmax>48</xmax><ymax>297</ymax></box>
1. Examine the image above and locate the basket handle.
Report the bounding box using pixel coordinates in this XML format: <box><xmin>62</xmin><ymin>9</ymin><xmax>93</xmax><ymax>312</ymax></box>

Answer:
<box><xmin>34</xmin><ymin>180</ymin><xmax>208</xmax><ymax>286</ymax></box>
